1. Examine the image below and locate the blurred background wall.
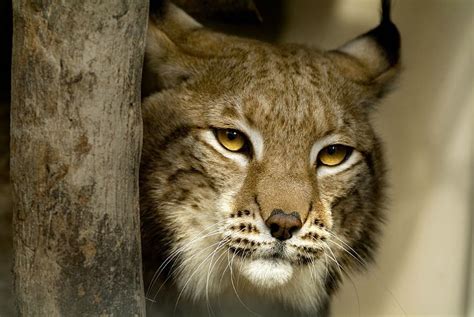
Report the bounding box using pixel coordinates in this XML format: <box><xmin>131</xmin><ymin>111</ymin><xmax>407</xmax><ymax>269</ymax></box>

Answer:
<box><xmin>0</xmin><ymin>0</ymin><xmax>472</xmax><ymax>316</ymax></box>
<box><xmin>276</xmin><ymin>0</ymin><xmax>473</xmax><ymax>315</ymax></box>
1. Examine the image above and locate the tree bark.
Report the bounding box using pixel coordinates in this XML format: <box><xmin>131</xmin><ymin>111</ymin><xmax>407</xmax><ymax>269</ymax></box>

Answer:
<box><xmin>10</xmin><ymin>1</ymin><xmax>147</xmax><ymax>316</ymax></box>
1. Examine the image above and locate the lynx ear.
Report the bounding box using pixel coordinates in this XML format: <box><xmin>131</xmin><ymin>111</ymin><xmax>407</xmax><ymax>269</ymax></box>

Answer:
<box><xmin>149</xmin><ymin>1</ymin><xmax>202</xmax><ymax>40</ymax></box>
<box><xmin>330</xmin><ymin>0</ymin><xmax>401</xmax><ymax>96</ymax></box>
<box><xmin>142</xmin><ymin>2</ymin><xmax>203</xmax><ymax>94</ymax></box>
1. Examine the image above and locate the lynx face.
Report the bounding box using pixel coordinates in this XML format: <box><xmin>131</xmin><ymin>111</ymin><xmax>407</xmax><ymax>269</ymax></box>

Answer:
<box><xmin>140</xmin><ymin>1</ymin><xmax>400</xmax><ymax>314</ymax></box>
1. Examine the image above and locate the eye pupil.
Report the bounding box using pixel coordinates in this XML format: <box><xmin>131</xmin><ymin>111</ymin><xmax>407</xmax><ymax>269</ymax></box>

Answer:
<box><xmin>326</xmin><ymin>145</ymin><xmax>337</xmax><ymax>155</ymax></box>
<box><xmin>227</xmin><ymin>130</ymin><xmax>238</xmax><ymax>140</ymax></box>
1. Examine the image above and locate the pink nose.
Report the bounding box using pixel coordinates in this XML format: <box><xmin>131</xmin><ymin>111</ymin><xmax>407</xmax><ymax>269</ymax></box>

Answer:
<box><xmin>265</xmin><ymin>209</ymin><xmax>302</xmax><ymax>241</ymax></box>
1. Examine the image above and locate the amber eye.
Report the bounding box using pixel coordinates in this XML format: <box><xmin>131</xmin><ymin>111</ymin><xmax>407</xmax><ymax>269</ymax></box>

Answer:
<box><xmin>318</xmin><ymin>145</ymin><xmax>352</xmax><ymax>167</ymax></box>
<box><xmin>215</xmin><ymin>129</ymin><xmax>247</xmax><ymax>152</ymax></box>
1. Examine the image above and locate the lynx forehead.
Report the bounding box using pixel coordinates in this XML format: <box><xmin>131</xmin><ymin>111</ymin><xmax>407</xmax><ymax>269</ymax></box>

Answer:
<box><xmin>140</xmin><ymin>0</ymin><xmax>400</xmax><ymax>314</ymax></box>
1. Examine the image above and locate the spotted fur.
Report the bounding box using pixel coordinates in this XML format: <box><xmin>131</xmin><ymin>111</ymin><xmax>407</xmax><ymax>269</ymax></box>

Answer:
<box><xmin>140</xmin><ymin>1</ymin><xmax>400</xmax><ymax>315</ymax></box>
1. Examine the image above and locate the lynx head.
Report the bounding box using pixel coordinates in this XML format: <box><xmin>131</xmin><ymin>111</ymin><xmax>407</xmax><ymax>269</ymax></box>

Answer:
<box><xmin>140</xmin><ymin>0</ymin><xmax>400</xmax><ymax>313</ymax></box>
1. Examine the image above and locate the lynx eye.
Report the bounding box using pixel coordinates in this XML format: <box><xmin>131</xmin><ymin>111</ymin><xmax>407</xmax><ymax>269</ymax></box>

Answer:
<box><xmin>215</xmin><ymin>129</ymin><xmax>247</xmax><ymax>152</ymax></box>
<box><xmin>318</xmin><ymin>145</ymin><xmax>353</xmax><ymax>167</ymax></box>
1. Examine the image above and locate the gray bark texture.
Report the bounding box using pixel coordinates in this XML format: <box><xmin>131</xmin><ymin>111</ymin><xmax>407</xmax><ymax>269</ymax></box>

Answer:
<box><xmin>10</xmin><ymin>1</ymin><xmax>148</xmax><ymax>316</ymax></box>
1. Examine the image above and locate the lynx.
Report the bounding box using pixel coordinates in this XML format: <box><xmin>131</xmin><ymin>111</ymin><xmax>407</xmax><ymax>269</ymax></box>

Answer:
<box><xmin>140</xmin><ymin>0</ymin><xmax>400</xmax><ymax>315</ymax></box>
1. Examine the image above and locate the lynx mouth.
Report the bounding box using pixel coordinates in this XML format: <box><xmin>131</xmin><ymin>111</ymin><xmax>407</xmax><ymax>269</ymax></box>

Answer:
<box><xmin>239</xmin><ymin>257</ymin><xmax>294</xmax><ymax>289</ymax></box>
<box><xmin>228</xmin><ymin>241</ymin><xmax>317</xmax><ymax>288</ymax></box>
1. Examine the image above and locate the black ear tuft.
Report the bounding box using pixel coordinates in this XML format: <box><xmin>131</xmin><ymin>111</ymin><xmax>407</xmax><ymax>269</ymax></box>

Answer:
<box><xmin>149</xmin><ymin>0</ymin><xmax>168</xmax><ymax>18</ymax></box>
<box><xmin>381</xmin><ymin>0</ymin><xmax>392</xmax><ymax>22</ymax></box>
<box><xmin>330</xmin><ymin>0</ymin><xmax>401</xmax><ymax>93</ymax></box>
<box><xmin>366</xmin><ymin>0</ymin><xmax>401</xmax><ymax>67</ymax></box>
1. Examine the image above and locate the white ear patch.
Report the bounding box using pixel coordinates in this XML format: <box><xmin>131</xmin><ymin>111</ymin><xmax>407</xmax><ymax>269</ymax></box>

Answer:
<box><xmin>240</xmin><ymin>258</ymin><xmax>293</xmax><ymax>289</ymax></box>
<box><xmin>339</xmin><ymin>37</ymin><xmax>387</xmax><ymax>74</ymax></box>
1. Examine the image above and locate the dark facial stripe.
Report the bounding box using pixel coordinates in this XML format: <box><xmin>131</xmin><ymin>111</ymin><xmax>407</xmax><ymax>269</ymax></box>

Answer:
<box><xmin>167</xmin><ymin>166</ymin><xmax>218</xmax><ymax>193</ymax></box>
<box><xmin>158</xmin><ymin>126</ymin><xmax>191</xmax><ymax>151</ymax></box>
<box><xmin>361</xmin><ymin>150</ymin><xmax>376</xmax><ymax>177</ymax></box>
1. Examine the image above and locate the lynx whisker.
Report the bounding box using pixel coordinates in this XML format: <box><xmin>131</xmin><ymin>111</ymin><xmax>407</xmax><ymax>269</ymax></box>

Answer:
<box><xmin>147</xmin><ymin>227</ymin><xmax>224</xmax><ymax>302</ymax></box>
<box><xmin>227</xmin><ymin>249</ymin><xmax>262</xmax><ymax>317</ymax></box>
<box><xmin>149</xmin><ymin>235</ymin><xmax>226</xmax><ymax>304</ymax></box>
<box><xmin>146</xmin><ymin>219</ymin><xmax>229</xmax><ymax>299</ymax></box>
<box><xmin>323</xmin><ymin>243</ymin><xmax>343</xmax><ymax>279</ymax></box>
<box><xmin>325</xmin><ymin>230</ymin><xmax>367</xmax><ymax>267</ymax></box>
<box><xmin>173</xmin><ymin>237</ymin><xmax>231</xmax><ymax>312</ymax></box>
<box><xmin>205</xmin><ymin>237</ymin><xmax>231</xmax><ymax>316</ymax></box>
<box><xmin>326</xmin><ymin>234</ymin><xmax>406</xmax><ymax>316</ymax></box>
<box><xmin>300</xmin><ymin>248</ymin><xmax>319</xmax><ymax>285</ymax></box>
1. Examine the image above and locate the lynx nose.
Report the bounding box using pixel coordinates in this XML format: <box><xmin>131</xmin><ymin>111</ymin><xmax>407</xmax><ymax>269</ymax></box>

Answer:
<box><xmin>265</xmin><ymin>209</ymin><xmax>302</xmax><ymax>241</ymax></box>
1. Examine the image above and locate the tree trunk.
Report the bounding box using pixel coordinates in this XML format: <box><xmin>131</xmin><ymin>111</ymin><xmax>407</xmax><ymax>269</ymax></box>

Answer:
<box><xmin>10</xmin><ymin>1</ymin><xmax>147</xmax><ymax>316</ymax></box>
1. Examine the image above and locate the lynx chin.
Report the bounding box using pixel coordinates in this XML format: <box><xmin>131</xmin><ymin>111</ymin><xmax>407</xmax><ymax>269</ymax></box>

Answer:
<box><xmin>140</xmin><ymin>0</ymin><xmax>401</xmax><ymax>315</ymax></box>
